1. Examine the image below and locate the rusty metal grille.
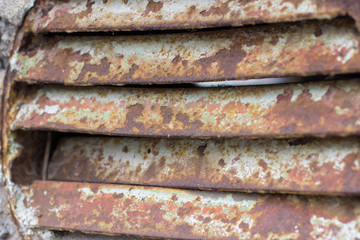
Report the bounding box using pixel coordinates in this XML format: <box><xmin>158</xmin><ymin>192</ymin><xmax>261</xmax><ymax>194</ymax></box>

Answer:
<box><xmin>3</xmin><ymin>0</ymin><xmax>360</xmax><ymax>239</ymax></box>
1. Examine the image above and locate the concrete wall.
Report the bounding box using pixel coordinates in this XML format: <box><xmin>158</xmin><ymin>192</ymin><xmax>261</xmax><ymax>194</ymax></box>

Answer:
<box><xmin>0</xmin><ymin>1</ymin><xmax>35</xmax><ymax>239</ymax></box>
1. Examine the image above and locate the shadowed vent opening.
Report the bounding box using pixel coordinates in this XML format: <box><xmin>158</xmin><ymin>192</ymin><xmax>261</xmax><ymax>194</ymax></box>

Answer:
<box><xmin>4</xmin><ymin>0</ymin><xmax>360</xmax><ymax>238</ymax></box>
<box><xmin>9</xmin><ymin>77</ymin><xmax>360</xmax><ymax>194</ymax></box>
<box><xmin>53</xmin><ymin>231</ymin><xmax>157</xmax><ymax>240</ymax></box>
<box><xmin>45</xmin><ymin>133</ymin><xmax>360</xmax><ymax>195</ymax></box>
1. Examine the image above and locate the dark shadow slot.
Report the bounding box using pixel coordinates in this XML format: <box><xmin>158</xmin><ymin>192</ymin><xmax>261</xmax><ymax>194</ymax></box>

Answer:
<box><xmin>9</xmin><ymin>130</ymin><xmax>61</xmax><ymax>185</ymax></box>
<box><xmin>23</xmin><ymin>131</ymin><xmax>360</xmax><ymax>196</ymax></box>
<box><xmin>16</xmin><ymin>73</ymin><xmax>360</xmax><ymax>89</ymax></box>
<box><xmin>42</xmin><ymin>17</ymin><xmax>355</xmax><ymax>37</ymax></box>
<box><xmin>53</xmin><ymin>230</ymin><xmax>161</xmax><ymax>240</ymax></box>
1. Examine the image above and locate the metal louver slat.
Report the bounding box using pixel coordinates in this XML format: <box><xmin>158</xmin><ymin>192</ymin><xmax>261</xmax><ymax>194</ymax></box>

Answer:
<box><xmin>27</xmin><ymin>0</ymin><xmax>360</xmax><ymax>32</ymax></box>
<box><xmin>12</xmin><ymin>18</ymin><xmax>360</xmax><ymax>85</ymax></box>
<box><xmin>27</xmin><ymin>180</ymin><xmax>360</xmax><ymax>239</ymax></box>
<box><xmin>11</xmin><ymin>79</ymin><xmax>360</xmax><ymax>138</ymax></box>
<box><xmin>48</xmin><ymin>136</ymin><xmax>360</xmax><ymax>195</ymax></box>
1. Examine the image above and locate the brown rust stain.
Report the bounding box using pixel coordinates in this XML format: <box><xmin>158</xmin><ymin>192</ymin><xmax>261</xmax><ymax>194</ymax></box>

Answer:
<box><xmin>218</xmin><ymin>159</ymin><xmax>226</xmax><ymax>168</ymax></box>
<box><xmin>86</xmin><ymin>0</ymin><xmax>95</xmax><ymax>14</ymax></box>
<box><xmin>249</xmin><ymin>196</ymin><xmax>313</xmax><ymax>239</ymax></box>
<box><xmin>193</xmin><ymin>40</ymin><xmax>248</xmax><ymax>78</ymax></box>
<box><xmin>171</xmin><ymin>54</ymin><xmax>181</xmax><ymax>65</ymax></box>
<box><xmin>249</xmin><ymin>194</ymin><xmax>358</xmax><ymax>239</ymax></box>
<box><xmin>145</xmin><ymin>0</ymin><xmax>164</xmax><ymax>14</ymax></box>
<box><xmin>160</xmin><ymin>106</ymin><xmax>173</xmax><ymax>124</ymax></box>
<box><xmin>258</xmin><ymin>159</ymin><xmax>268</xmax><ymax>171</ymax></box>
<box><xmin>171</xmin><ymin>194</ymin><xmax>178</xmax><ymax>201</ymax></box>
<box><xmin>76</xmin><ymin>57</ymin><xmax>111</xmax><ymax>84</ymax></box>
<box><xmin>199</xmin><ymin>0</ymin><xmax>231</xmax><ymax>17</ymax></box>
<box><xmin>125</xmin><ymin>103</ymin><xmax>145</xmax><ymax>132</ymax></box>
<box><xmin>173</xmin><ymin>112</ymin><xmax>204</xmax><ymax>133</ymax></box>
<box><xmin>177</xmin><ymin>202</ymin><xmax>200</xmax><ymax>218</ymax></box>
<box><xmin>265</xmin><ymin>83</ymin><xmax>360</xmax><ymax>136</ymax></box>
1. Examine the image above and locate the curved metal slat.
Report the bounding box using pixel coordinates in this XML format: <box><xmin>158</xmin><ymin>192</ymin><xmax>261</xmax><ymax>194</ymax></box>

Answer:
<box><xmin>48</xmin><ymin>136</ymin><xmax>360</xmax><ymax>195</ymax></box>
<box><xmin>27</xmin><ymin>0</ymin><xmax>358</xmax><ymax>32</ymax></box>
<box><xmin>27</xmin><ymin>181</ymin><xmax>360</xmax><ymax>239</ymax></box>
<box><xmin>12</xmin><ymin>18</ymin><xmax>360</xmax><ymax>85</ymax></box>
<box><xmin>10</xmin><ymin>79</ymin><xmax>360</xmax><ymax>138</ymax></box>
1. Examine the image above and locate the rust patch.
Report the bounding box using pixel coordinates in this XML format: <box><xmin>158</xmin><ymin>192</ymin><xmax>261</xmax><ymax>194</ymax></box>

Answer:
<box><xmin>218</xmin><ymin>159</ymin><xmax>226</xmax><ymax>168</ymax></box>
<box><xmin>160</xmin><ymin>106</ymin><xmax>173</xmax><ymax>125</ymax></box>
<box><xmin>171</xmin><ymin>55</ymin><xmax>181</xmax><ymax>65</ymax></box>
<box><xmin>258</xmin><ymin>159</ymin><xmax>268</xmax><ymax>171</ymax></box>
<box><xmin>200</xmin><ymin>0</ymin><xmax>231</xmax><ymax>17</ymax></box>
<box><xmin>145</xmin><ymin>0</ymin><xmax>164</xmax><ymax>14</ymax></box>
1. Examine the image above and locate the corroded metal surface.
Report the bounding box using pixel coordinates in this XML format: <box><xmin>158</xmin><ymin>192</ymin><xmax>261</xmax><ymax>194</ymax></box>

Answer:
<box><xmin>26</xmin><ymin>0</ymin><xmax>360</xmax><ymax>32</ymax></box>
<box><xmin>48</xmin><ymin>136</ymin><xmax>360</xmax><ymax>195</ymax></box>
<box><xmin>11</xmin><ymin>18</ymin><xmax>360</xmax><ymax>85</ymax></box>
<box><xmin>10</xmin><ymin>79</ymin><xmax>360</xmax><ymax>138</ymax></box>
<box><xmin>29</xmin><ymin>180</ymin><xmax>360</xmax><ymax>239</ymax></box>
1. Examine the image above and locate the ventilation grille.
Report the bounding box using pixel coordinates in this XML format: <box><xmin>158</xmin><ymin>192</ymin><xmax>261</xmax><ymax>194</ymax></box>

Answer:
<box><xmin>3</xmin><ymin>0</ymin><xmax>360</xmax><ymax>239</ymax></box>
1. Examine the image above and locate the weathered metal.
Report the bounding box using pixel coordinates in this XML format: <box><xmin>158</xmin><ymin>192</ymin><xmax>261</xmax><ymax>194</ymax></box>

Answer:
<box><xmin>27</xmin><ymin>180</ymin><xmax>360</xmax><ymax>239</ymax></box>
<box><xmin>4</xmin><ymin>1</ymin><xmax>360</xmax><ymax>239</ymax></box>
<box><xmin>48</xmin><ymin>136</ymin><xmax>360</xmax><ymax>195</ymax></box>
<box><xmin>27</xmin><ymin>0</ymin><xmax>360</xmax><ymax>32</ymax></box>
<box><xmin>10</xmin><ymin>79</ymin><xmax>360</xmax><ymax>138</ymax></box>
<box><xmin>11</xmin><ymin>18</ymin><xmax>360</xmax><ymax>85</ymax></box>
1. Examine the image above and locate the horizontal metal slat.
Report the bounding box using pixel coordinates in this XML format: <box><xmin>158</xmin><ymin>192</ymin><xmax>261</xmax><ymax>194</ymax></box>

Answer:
<box><xmin>12</xmin><ymin>18</ymin><xmax>360</xmax><ymax>85</ymax></box>
<box><xmin>27</xmin><ymin>0</ymin><xmax>357</xmax><ymax>32</ymax></box>
<box><xmin>27</xmin><ymin>181</ymin><xmax>360</xmax><ymax>239</ymax></box>
<box><xmin>11</xmin><ymin>79</ymin><xmax>360</xmax><ymax>138</ymax></box>
<box><xmin>48</xmin><ymin>136</ymin><xmax>360</xmax><ymax>195</ymax></box>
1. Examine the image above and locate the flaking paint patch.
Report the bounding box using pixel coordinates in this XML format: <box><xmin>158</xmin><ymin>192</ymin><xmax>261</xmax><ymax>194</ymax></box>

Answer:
<box><xmin>9</xmin><ymin>184</ymin><xmax>38</xmax><ymax>228</ymax></box>
<box><xmin>310</xmin><ymin>216</ymin><xmax>360</xmax><ymax>239</ymax></box>
<box><xmin>308</xmin><ymin>84</ymin><xmax>330</xmax><ymax>102</ymax></box>
<box><xmin>44</xmin><ymin>105</ymin><xmax>59</xmax><ymax>114</ymax></box>
<box><xmin>4</xmin><ymin>133</ymin><xmax>21</xmax><ymax>166</ymax></box>
<box><xmin>335</xmin><ymin>39</ymin><xmax>359</xmax><ymax>64</ymax></box>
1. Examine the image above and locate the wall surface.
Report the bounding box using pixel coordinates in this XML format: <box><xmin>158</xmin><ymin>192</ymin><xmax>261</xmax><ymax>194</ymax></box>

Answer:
<box><xmin>0</xmin><ymin>1</ymin><xmax>36</xmax><ymax>239</ymax></box>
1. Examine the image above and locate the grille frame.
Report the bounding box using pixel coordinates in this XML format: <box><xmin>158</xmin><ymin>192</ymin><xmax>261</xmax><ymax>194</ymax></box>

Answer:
<box><xmin>3</xmin><ymin>1</ymin><xmax>360</xmax><ymax>239</ymax></box>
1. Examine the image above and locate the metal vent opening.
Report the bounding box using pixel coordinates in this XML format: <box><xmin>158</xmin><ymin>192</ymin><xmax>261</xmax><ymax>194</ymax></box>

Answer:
<box><xmin>3</xmin><ymin>0</ymin><xmax>360</xmax><ymax>239</ymax></box>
